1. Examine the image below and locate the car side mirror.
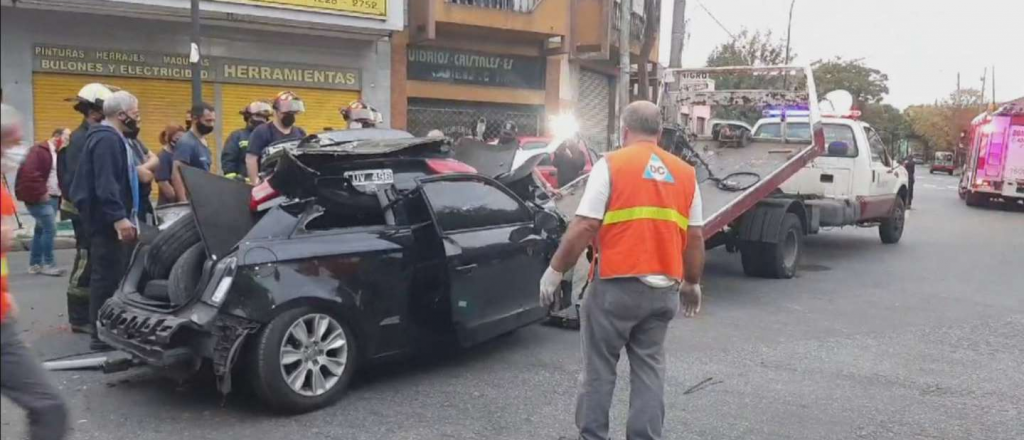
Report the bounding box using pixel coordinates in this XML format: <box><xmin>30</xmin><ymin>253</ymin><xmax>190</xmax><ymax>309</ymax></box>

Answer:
<box><xmin>827</xmin><ymin>141</ymin><xmax>851</xmax><ymax>157</ymax></box>
<box><xmin>534</xmin><ymin>210</ymin><xmax>561</xmax><ymax>235</ymax></box>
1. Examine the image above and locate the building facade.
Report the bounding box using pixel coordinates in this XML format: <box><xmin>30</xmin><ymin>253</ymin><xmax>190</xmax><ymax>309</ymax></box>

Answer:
<box><xmin>394</xmin><ymin>0</ymin><xmax>654</xmax><ymax>152</ymax></box>
<box><xmin>1</xmin><ymin>0</ymin><xmax>403</xmax><ymax>172</ymax></box>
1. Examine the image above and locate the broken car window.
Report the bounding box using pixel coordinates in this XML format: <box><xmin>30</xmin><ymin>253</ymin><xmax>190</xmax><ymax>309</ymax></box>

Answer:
<box><xmin>424</xmin><ymin>180</ymin><xmax>531</xmax><ymax>232</ymax></box>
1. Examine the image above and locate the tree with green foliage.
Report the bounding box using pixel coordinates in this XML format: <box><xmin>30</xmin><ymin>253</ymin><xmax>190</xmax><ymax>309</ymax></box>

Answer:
<box><xmin>705</xmin><ymin>30</ymin><xmax>794</xmax><ymax>124</ymax></box>
<box><xmin>861</xmin><ymin>103</ymin><xmax>910</xmax><ymax>149</ymax></box>
<box><xmin>813</xmin><ymin>57</ymin><xmax>890</xmax><ymax>106</ymax></box>
<box><xmin>905</xmin><ymin>88</ymin><xmax>985</xmax><ymax>159</ymax></box>
<box><xmin>706</xmin><ymin>29</ymin><xmax>789</xmax><ymax>68</ymax></box>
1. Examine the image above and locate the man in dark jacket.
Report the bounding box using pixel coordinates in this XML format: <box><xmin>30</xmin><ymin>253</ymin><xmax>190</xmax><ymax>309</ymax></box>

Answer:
<box><xmin>553</xmin><ymin>139</ymin><xmax>588</xmax><ymax>188</ymax></box>
<box><xmin>57</xmin><ymin>83</ymin><xmax>115</xmax><ymax>334</ymax></box>
<box><xmin>222</xmin><ymin>101</ymin><xmax>272</xmax><ymax>181</ymax></box>
<box><xmin>903</xmin><ymin>156</ymin><xmax>916</xmax><ymax>209</ymax></box>
<box><xmin>15</xmin><ymin>129</ymin><xmax>70</xmax><ymax>277</ymax></box>
<box><xmin>69</xmin><ymin>91</ymin><xmax>141</xmax><ymax>350</ymax></box>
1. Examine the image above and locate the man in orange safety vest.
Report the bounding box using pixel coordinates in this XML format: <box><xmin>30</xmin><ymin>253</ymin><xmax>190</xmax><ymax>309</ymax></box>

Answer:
<box><xmin>539</xmin><ymin>101</ymin><xmax>706</xmax><ymax>440</ymax></box>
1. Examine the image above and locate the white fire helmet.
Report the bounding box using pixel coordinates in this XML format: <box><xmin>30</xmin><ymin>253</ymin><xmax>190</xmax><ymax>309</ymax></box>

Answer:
<box><xmin>68</xmin><ymin>83</ymin><xmax>118</xmax><ymax>107</ymax></box>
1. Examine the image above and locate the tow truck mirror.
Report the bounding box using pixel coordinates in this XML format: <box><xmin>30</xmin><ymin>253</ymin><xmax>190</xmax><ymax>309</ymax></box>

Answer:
<box><xmin>827</xmin><ymin>141</ymin><xmax>851</xmax><ymax>157</ymax></box>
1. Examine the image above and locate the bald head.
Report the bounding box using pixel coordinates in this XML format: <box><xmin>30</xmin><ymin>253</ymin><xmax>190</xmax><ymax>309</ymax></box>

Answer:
<box><xmin>621</xmin><ymin>101</ymin><xmax>662</xmax><ymax>146</ymax></box>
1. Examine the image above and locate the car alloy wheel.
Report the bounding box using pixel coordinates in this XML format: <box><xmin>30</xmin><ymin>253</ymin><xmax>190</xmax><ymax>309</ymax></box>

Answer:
<box><xmin>279</xmin><ymin>314</ymin><xmax>349</xmax><ymax>397</ymax></box>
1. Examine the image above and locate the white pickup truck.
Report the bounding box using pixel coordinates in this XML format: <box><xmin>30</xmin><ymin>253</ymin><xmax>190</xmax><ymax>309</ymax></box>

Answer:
<box><xmin>741</xmin><ymin>111</ymin><xmax>910</xmax><ymax>276</ymax></box>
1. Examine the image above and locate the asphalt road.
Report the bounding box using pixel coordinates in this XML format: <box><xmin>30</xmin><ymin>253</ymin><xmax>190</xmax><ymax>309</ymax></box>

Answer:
<box><xmin>3</xmin><ymin>172</ymin><xmax>1022</xmax><ymax>440</ymax></box>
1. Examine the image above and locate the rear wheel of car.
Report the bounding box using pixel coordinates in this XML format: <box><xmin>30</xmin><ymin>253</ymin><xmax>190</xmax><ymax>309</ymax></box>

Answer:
<box><xmin>168</xmin><ymin>242</ymin><xmax>207</xmax><ymax>306</ymax></box>
<box><xmin>879</xmin><ymin>197</ymin><xmax>906</xmax><ymax>244</ymax></box>
<box><xmin>248</xmin><ymin>308</ymin><xmax>357</xmax><ymax>414</ymax></box>
<box><xmin>739</xmin><ymin>213</ymin><xmax>803</xmax><ymax>279</ymax></box>
<box><xmin>145</xmin><ymin>212</ymin><xmax>201</xmax><ymax>279</ymax></box>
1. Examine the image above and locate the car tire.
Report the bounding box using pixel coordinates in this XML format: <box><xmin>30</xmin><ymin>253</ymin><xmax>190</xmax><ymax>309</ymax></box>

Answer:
<box><xmin>142</xmin><ymin>280</ymin><xmax>170</xmax><ymax>302</ymax></box>
<box><xmin>739</xmin><ymin>213</ymin><xmax>803</xmax><ymax>279</ymax></box>
<box><xmin>248</xmin><ymin>307</ymin><xmax>357</xmax><ymax>414</ymax></box>
<box><xmin>145</xmin><ymin>212</ymin><xmax>201</xmax><ymax>279</ymax></box>
<box><xmin>879</xmin><ymin>197</ymin><xmax>906</xmax><ymax>244</ymax></box>
<box><xmin>168</xmin><ymin>242</ymin><xmax>207</xmax><ymax>307</ymax></box>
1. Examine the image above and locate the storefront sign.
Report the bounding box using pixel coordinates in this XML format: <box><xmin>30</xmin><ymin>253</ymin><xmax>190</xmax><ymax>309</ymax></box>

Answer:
<box><xmin>33</xmin><ymin>45</ymin><xmax>361</xmax><ymax>91</ymax></box>
<box><xmin>407</xmin><ymin>47</ymin><xmax>545</xmax><ymax>90</ymax></box>
<box><xmin>214</xmin><ymin>0</ymin><xmax>387</xmax><ymax>18</ymax></box>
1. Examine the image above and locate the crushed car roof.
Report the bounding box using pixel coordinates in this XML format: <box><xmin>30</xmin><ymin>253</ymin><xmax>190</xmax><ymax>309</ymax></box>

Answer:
<box><xmin>290</xmin><ymin>137</ymin><xmax>451</xmax><ymax>156</ymax></box>
<box><xmin>263</xmin><ymin>129</ymin><xmax>416</xmax><ymax>158</ymax></box>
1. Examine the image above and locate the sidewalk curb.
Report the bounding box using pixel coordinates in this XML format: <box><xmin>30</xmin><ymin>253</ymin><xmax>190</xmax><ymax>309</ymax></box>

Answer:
<box><xmin>11</xmin><ymin>236</ymin><xmax>77</xmax><ymax>253</ymax></box>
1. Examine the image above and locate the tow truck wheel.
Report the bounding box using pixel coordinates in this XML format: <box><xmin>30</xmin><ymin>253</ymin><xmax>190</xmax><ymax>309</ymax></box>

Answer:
<box><xmin>739</xmin><ymin>213</ymin><xmax>803</xmax><ymax>279</ymax></box>
<box><xmin>248</xmin><ymin>308</ymin><xmax>357</xmax><ymax>414</ymax></box>
<box><xmin>879</xmin><ymin>197</ymin><xmax>906</xmax><ymax>244</ymax></box>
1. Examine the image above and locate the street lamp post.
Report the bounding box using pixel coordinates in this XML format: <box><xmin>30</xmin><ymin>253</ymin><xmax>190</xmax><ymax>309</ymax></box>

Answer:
<box><xmin>190</xmin><ymin>0</ymin><xmax>203</xmax><ymax>107</ymax></box>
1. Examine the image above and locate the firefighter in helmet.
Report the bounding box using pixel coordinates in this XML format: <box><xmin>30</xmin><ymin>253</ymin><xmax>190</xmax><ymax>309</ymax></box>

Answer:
<box><xmin>58</xmin><ymin>83</ymin><xmax>117</xmax><ymax>334</ymax></box>
<box><xmin>246</xmin><ymin>91</ymin><xmax>307</xmax><ymax>184</ymax></box>
<box><xmin>222</xmin><ymin>101</ymin><xmax>272</xmax><ymax>181</ymax></box>
<box><xmin>341</xmin><ymin>100</ymin><xmax>383</xmax><ymax>129</ymax></box>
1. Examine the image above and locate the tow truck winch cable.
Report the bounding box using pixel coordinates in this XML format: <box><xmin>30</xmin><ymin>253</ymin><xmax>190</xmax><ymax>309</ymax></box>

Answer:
<box><xmin>675</xmin><ymin>138</ymin><xmax>762</xmax><ymax>192</ymax></box>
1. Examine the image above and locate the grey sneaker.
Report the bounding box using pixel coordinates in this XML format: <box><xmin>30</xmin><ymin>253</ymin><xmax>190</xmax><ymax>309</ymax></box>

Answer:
<box><xmin>38</xmin><ymin>265</ymin><xmax>66</xmax><ymax>277</ymax></box>
<box><xmin>28</xmin><ymin>265</ymin><xmax>42</xmax><ymax>275</ymax></box>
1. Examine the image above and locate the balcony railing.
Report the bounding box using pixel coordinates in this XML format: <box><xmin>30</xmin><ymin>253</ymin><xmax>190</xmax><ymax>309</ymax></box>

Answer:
<box><xmin>612</xmin><ymin>5</ymin><xmax>647</xmax><ymax>41</ymax></box>
<box><xmin>446</xmin><ymin>0</ymin><xmax>542</xmax><ymax>13</ymax></box>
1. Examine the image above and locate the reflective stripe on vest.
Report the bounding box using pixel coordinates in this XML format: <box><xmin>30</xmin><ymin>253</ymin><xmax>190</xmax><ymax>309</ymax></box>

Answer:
<box><xmin>603</xmin><ymin>206</ymin><xmax>689</xmax><ymax>230</ymax></box>
<box><xmin>0</xmin><ymin>256</ymin><xmax>8</xmax><ymax>278</ymax></box>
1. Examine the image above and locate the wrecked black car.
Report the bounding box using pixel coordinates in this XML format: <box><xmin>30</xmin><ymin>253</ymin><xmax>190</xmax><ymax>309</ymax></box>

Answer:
<box><xmin>97</xmin><ymin>132</ymin><xmax>567</xmax><ymax>413</ymax></box>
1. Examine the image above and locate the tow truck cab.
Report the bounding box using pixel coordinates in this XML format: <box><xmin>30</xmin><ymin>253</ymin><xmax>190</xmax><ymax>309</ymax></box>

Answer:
<box><xmin>753</xmin><ymin>113</ymin><xmax>910</xmax><ymax>225</ymax></box>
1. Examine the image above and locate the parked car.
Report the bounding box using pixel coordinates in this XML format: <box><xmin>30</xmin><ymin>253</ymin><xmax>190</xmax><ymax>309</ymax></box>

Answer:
<box><xmin>931</xmin><ymin>151</ymin><xmax>955</xmax><ymax>175</ymax></box>
<box><xmin>511</xmin><ymin>136</ymin><xmax>598</xmax><ymax>189</ymax></box>
<box><xmin>98</xmin><ymin>133</ymin><xmax>569</xmax><ymax>414</ymax></box>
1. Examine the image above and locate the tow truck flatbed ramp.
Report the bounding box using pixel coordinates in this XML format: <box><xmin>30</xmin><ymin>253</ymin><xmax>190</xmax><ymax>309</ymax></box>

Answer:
<box><xmin>547</xmin><ymin>66</ymin><xmax>823</xmax><ymax>327</ymax></box>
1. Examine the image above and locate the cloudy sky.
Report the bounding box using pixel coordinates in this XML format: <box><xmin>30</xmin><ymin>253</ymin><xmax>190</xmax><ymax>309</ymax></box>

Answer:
<box><xmin>659</xmin><ymin>0</ymin><xmax>1024</xmax><ymax>109</ymax></box>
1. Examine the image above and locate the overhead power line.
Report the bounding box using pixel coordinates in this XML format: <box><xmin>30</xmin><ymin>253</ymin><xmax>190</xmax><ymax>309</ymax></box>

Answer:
<box><xmin>695</xmin><ymin>0</ymin><xmax>736</xmax><ymax>40</ymax></box>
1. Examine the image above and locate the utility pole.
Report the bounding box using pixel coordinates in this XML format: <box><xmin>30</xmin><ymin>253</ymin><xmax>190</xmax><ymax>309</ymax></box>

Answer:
<box><xmin>991</xmin><ymin>65</ymin><xmax>996</xmax><ymax>105</ymax></box>
<box><xmin>618</xmin><ymin>0</ymin><xmax>633</xmax><ymax>125</ymax></box>
<box><xmin>980</xmin><ymin>67</ymin><xmax>987</xmax><ymax>109</ymax></box>
<box><xmin>784</xmin><ymin>0</ymin><xmax>796</xmax><ymax>65</ymax></box>
<box><xmin>665</xmin><ymin>0</ymin><xmax>686</xmax><ymax>129</ymax></box>
<box><xmin>669</xmin><ymin>0</ymin><xmax>687</xmax><ymax>68</ymax></box>
<box><xmin>190</xmin><ymin>0</ymin><xmax>203</xmax><ymax>107</ymax></box>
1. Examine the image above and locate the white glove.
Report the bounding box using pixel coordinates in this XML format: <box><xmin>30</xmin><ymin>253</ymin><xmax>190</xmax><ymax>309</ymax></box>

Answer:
<box><xmin>539</xmin><ymin>266</ymin><xmax>563</xmax><ymax>308</ymax></box>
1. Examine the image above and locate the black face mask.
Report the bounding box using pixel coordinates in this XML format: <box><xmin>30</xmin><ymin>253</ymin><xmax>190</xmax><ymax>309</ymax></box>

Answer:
<box><xmin>123</xmin><ymin>116</ymin><xmax>140</xmax><ymax>139</ymax></box>
<box><xmin>280</xmin><ymin>114</ymin><xmax>296</xmax><ymax>128</ymax></box>
<box><xmin>196</xmin><ymin>122</ymin><xmax>215</xmax><ymax>136</ymax></box>
<box><xmin>248</xmin><ymin>119</ymin><xmax>266</xmax><ymax>130</ymax></box>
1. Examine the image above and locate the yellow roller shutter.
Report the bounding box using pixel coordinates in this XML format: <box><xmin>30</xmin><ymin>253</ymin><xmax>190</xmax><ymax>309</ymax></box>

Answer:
<box><xmin>33</xmin><ymin>74</ymin><xmax>214</xmax><ymax>160</ymax></box>
<box><xmin>220</xmin><ymin>84</ymin><xmax>360</xmax><ymax>147</ymax></box>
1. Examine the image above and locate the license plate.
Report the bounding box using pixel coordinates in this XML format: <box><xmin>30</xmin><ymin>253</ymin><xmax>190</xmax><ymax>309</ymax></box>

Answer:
<box><xmin>344</xmin><ymin>169</ymin><xmax>394</xmax><ymax>186</ymax></box>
